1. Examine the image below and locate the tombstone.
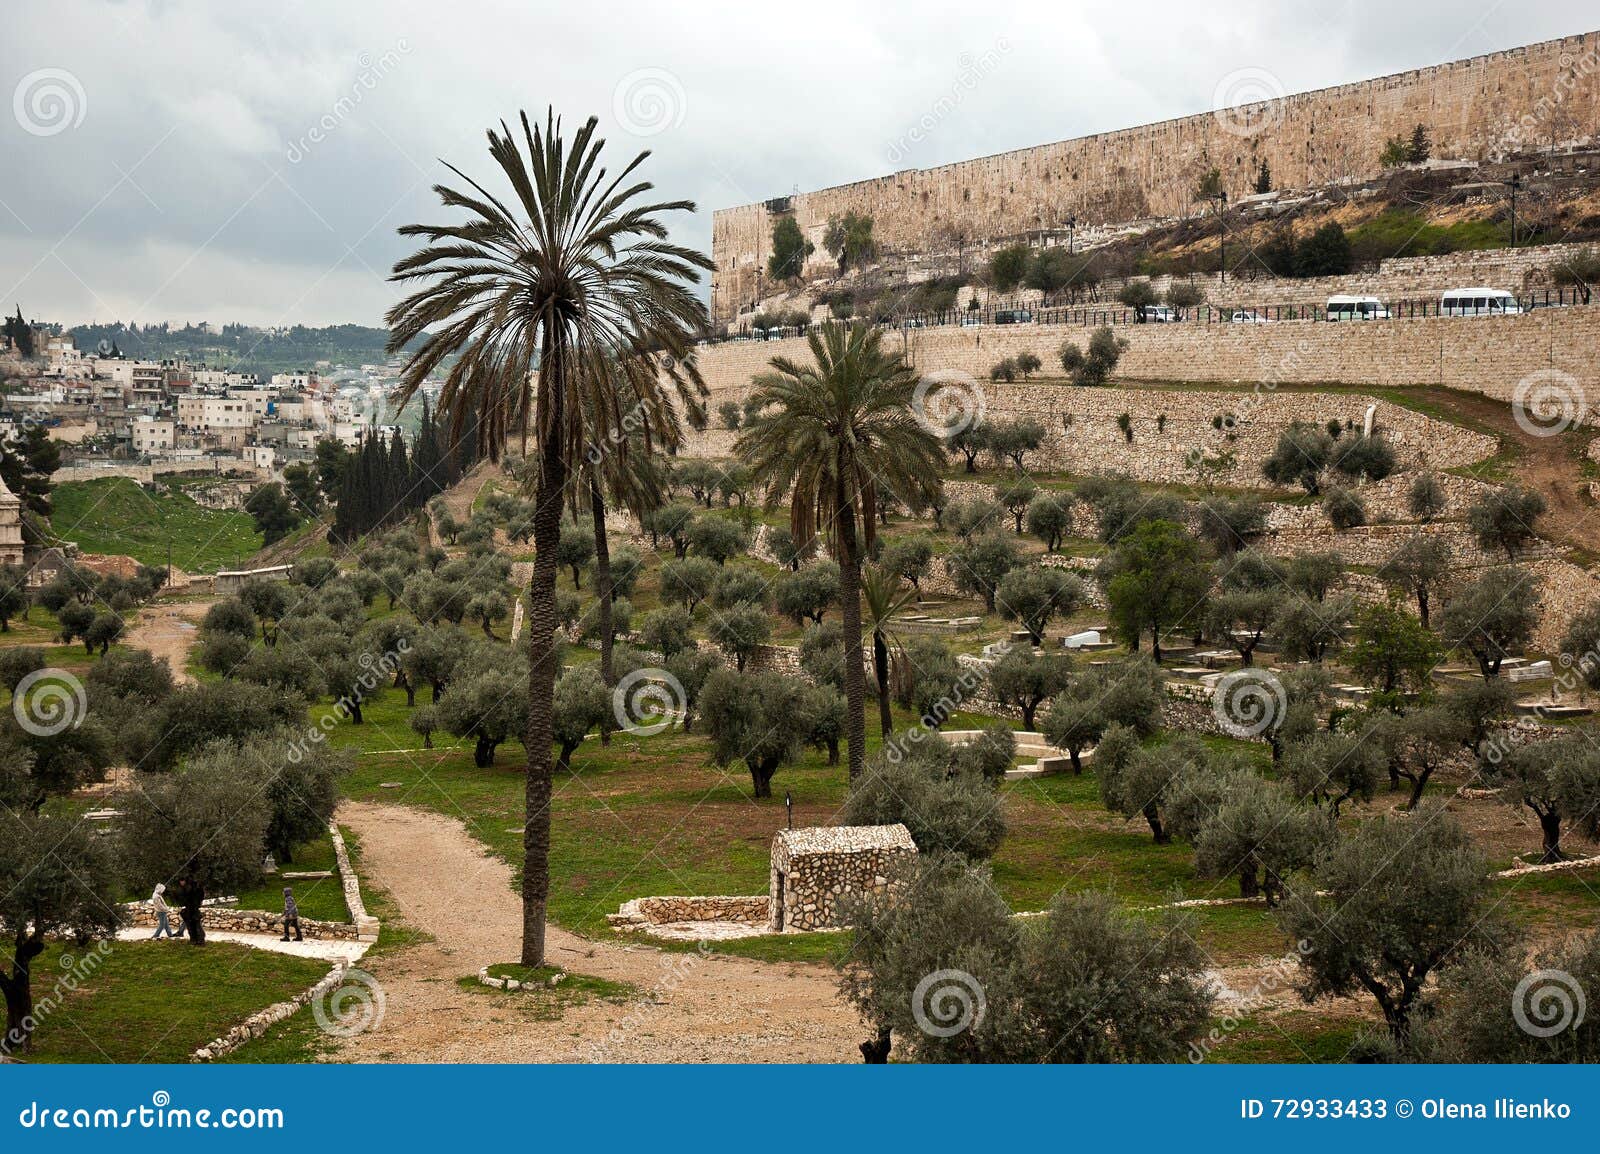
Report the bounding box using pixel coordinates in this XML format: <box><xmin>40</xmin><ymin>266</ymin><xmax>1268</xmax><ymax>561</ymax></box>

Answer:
<box><xmin>768</xmin><ymin>825</ymin><xmax>916</xmax><ymax>933</ymax></box>
<box><xmin>1062</xmin><ymin>630</ymin><xmax>1101</xmax><ymax>649</ymax></box>
<box><xmin>1362</xmin><ymin>404</ymin><xmax>1376</xmax><ymax>437</ymax></box>
<box><xmin>1507</xmin><ymin>660</ymin><xmax>1554</xmax><ymax>683</ymax></box>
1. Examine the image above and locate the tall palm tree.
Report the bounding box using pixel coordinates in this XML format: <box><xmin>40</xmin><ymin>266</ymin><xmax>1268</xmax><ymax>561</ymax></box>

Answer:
<box><xmin>387</xmin><ymin>110</ymin><xmax>710</xmax><ymax>966</ymax></box>
<box><xmin>735</xmin><ymin>323</ymin><xmax>944</xmax><ymax>782</ymax></box>
<box><xmin>862</xmin><ymin>565</ymin><xmax>919</xmax><ymax>740</ymax></box>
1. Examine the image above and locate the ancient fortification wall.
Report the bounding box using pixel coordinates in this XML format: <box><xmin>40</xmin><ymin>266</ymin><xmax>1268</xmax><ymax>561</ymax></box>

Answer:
<box><xmin>686</xmin><ymin>305</ymin><xmax>1599</xmax><ymax>417</ymax></box>
<box><xmin>711</xmin><ymin>31</ymin><xmax>1600</xmax><ymax>324</ymax></box>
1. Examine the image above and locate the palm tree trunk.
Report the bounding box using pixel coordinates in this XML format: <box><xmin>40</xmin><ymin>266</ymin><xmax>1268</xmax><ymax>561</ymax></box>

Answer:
<box><xmin>873</xmin><ymin>630</ymin><xmax>893</xmax><ymax>741</ymax></box>
<box><xmin>521</xmin><ymin>396</ymin><xmax>564</xmax><ymax>969</ymax></box>
<box><xmin>836</xmin><ymin>475</ymin><xmax>867</xmax><ymax>784</ymax></box>
<box><xmin>589</xmin><ymin>475</ymin><xmax>615</xmax><ymax>709</ymax></box>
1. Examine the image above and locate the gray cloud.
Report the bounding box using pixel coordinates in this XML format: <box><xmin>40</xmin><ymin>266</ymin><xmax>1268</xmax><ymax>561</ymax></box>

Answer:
<box><xmin>1</xmin><ymin>0</ymin><xmax>1593</xmax><ymax>327</ymax></box>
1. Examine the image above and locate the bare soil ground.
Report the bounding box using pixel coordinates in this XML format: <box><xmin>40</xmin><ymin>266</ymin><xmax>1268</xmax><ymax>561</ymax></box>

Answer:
<box><xmin>331</xmin><ymin>801</ymin><xmax>863</xmax><ymax>1063</ymax></box>
<box><xmin>123</xmin><ymin>596</ymin><xmax>214</xmax><ymax>684</ymax></box>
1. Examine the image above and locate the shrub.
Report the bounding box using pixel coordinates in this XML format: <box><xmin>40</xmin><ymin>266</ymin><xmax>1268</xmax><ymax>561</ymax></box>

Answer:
<box><xmin>1323</xmin><ymin>486</ymin><xmax>1366</xmax><ymax>529</ymax></box>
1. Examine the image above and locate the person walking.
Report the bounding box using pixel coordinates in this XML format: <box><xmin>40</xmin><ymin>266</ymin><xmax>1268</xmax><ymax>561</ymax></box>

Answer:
<box><xmin>149</xmin><ymin>884</ymin><xmax>185</xmax><ymax>940</ymax></box>
<box><xmin>281</xmin><ymin>887</ymin><xmax>303</xmax><ymax>942</ymax></box>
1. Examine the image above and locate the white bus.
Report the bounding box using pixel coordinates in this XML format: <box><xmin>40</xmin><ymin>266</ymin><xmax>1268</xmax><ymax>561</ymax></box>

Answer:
<box><xmin>1440</xmin><ymin>287</ymin><xmax>1522</xmax><ymax>316</ymax></box>
<box><xmin>1325</xmin><ymin>295</ymin><xmax>1390</xmax><ymax>321</ymax></box>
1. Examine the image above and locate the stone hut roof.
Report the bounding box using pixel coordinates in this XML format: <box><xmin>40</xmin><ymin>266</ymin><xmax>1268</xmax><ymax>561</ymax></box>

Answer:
<box><xmin>773</xmin><ymin>824</ymin><xmax>915</xmax><ymax>857</ymax></box>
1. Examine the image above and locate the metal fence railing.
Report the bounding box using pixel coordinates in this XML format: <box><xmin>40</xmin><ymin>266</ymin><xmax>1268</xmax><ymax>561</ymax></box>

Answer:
<box><xmin>720</xmin><ymin>285</ymin><xmax>1595</xmax><ymax>344</ymax></box>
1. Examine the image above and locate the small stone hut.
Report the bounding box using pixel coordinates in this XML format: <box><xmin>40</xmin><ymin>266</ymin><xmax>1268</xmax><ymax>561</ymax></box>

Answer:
<box><xmin>769</xmin><ymin>824</ymin><xmax>917</xmax><ymax>932</ymax></box>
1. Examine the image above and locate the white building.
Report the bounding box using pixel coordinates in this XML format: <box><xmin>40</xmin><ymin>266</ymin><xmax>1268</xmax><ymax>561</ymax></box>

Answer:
<box><xmin>130</xmin><ymin>417</ymin><xmax>176</xmax><ymax>454</ymax></box>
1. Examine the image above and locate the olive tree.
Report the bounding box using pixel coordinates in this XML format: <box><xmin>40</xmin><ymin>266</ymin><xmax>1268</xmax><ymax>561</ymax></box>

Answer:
<box><xmin>1437</xmin><ymin>567</ymin><xmax>1540</xmax><ymax>680</ymax></box>
<box><xmin>774</xmin><ymin>561</ymin><xmax>840</xmax><ymax>625</ymax></box>
<box><xmin>1466</xmin><ymin>485</ymin><xmax>1546</xmax><ymax>559</ymax></box>
<box><xmin>1277</xmin><ymin>804</ymin><xmax>1500</xmax><ymax>1042</ymax></box>
<box><xmin>0</xmin><ymin>814</ymin><xmax>121</xmax><ymax>1052</ymax></box>
<box><xmin>840</xmin><ymin>740</ymin><xmax>1006</xmax><ymax>861</ymax></box>
<box><xmin>1026</xmin><ymin>493</ymin><xmax>1073</xmax><ymax>552</ymax></box>
<box><xmin>838</xmin><ymin>855</ymin><xmax>1212</xmax><ymax>1064</ymax></box>
<box><xmin>1493</xmin><ymin>733</ymin><xmax>1600</xmax><ymax>862</ymax></box>
<box><xmin>1375</xmin><ymin>534</ymin><xmax>1451</xmax><ymax>628</ymax></box>
<box><xmin>121</xmin><ymin>755</ymin><xmax>273</xmax><ymax>944</ymax></box>
<box><xmin>996</xmin><ymin>566</ymin><xmax>1085</xmax><ymax>645</ymax></box>
<box><xmin>986</xmin><ymin>646</ymin><xmax>1072</xmax><ymax>730</ymax></box>
<box><xmin>700</xmin><ymin>668</ymin><xmax>810</xmax><ymax>797</ymax></box>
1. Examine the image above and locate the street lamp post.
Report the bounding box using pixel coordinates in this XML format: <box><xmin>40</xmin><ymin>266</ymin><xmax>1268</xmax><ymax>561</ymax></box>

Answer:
<box><xmin>1508</xmin><ymin>173</ymin><xmax>1522</xmax><ymax>247</ymax></box>
<box><xmin>1216</xmin><ymin>190</ymin><xmax>1229</xmax><ymax>285</ymax></box>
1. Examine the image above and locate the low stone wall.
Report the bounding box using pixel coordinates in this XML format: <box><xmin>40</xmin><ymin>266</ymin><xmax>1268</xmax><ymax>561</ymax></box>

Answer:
<box><xmin>190</xmin><ymin>962</ymin><xmax>351</xmax><ymax>1063</ymax></box>
<box><xmin>120</xmin><ymin>904</ymin><xmax>362</xmax><ymax>942</ymax></box>
<box><xmin>610</xmin><ymin>895</ymin><xmax>771</xmax><ymax>929</ymax></box>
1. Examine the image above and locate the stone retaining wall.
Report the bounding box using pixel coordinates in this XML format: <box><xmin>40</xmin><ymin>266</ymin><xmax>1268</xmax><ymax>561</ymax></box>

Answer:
<box><xmin>687</xmin><ymin>376</ymin><xmax>1497</xmax><ymax>488</ymax></box>
<box><xmin>119</xmin><ymin>904</ymin><xmax>362</xmax><ymax>941</ymax></box>
<box><xmin>681</xmin><ymin>308</ymin><xmax>1600</xmax><ymax>439</ymax></box>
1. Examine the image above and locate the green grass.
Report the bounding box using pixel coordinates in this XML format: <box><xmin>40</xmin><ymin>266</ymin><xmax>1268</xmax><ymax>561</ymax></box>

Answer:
<box><xmin>232</xmin><ymin>832</ymin><xmax>351</xmax><ymax>923</ymax></box>
<box><xmin>21</xmin><ymin>939</ymin><xmax>329</xmax><ymax>1063</ymax></box>
<box><xmin>51</xmin><ymin>477</ymin><xmax>263</xmax><ymax>572</ymax></box>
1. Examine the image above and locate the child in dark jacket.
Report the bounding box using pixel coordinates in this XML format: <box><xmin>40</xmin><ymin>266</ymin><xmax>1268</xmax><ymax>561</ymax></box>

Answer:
<box><xmin>281</xmin><ymin>887</ymin><xmax>303</xmax><ymax>942</ymax></box>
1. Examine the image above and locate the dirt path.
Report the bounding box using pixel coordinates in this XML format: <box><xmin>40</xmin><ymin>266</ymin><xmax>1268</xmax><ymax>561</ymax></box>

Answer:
<box><xmin>1410</xmin><ymin>387</ymin><xmax>1600</xmax><ymax>554</ymax></box>
<box><xmin>331</xmin><ymin>802</ymin><xmax>862</xmax><ymax>1063</ymax></box>
<box><xmin>124</xmin><ymin>597</ymin><xmax>214</xmax><ymax>684</ymax></box>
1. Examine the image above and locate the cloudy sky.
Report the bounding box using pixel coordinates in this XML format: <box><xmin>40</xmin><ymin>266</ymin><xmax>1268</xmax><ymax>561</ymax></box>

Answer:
<box><xmin>2</xmin><ymin>0</ymin><xmax>1594</xmax><ymax>329</ymax></box>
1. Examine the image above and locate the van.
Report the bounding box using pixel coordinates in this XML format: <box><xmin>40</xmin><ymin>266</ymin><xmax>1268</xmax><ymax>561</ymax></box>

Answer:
<box><xmin>993</xmin><ymin>309</ymin><xmax>1033</xmax><ymax>325</ymax></box>
<box><xmin>1440</xmin><ymin>287</ymin><xmax>1522</xmax><ymax>316</ymax></box>
<box><xmin>1137</xmin><ymin>305</ymin><xmax>1179</xmax><ymax>323</ymax></box>
<box><xmin>1325</xmin><ymin>295</ymin><xmax>1389</xmax><ymax>321</ymax></box>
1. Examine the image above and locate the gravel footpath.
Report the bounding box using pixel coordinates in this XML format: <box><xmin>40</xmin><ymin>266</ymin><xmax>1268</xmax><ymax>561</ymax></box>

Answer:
<box><xmin>331</xmin><ymin>801</ymin><xmax>862</xmax><ymax>1063</ymax></box>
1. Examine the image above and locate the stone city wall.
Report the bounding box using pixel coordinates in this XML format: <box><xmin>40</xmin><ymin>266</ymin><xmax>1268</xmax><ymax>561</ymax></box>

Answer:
<box><xmin>712</xmin><ymin>32</ymin><xmax>1600</xmax><ymax>323</ymax></box>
